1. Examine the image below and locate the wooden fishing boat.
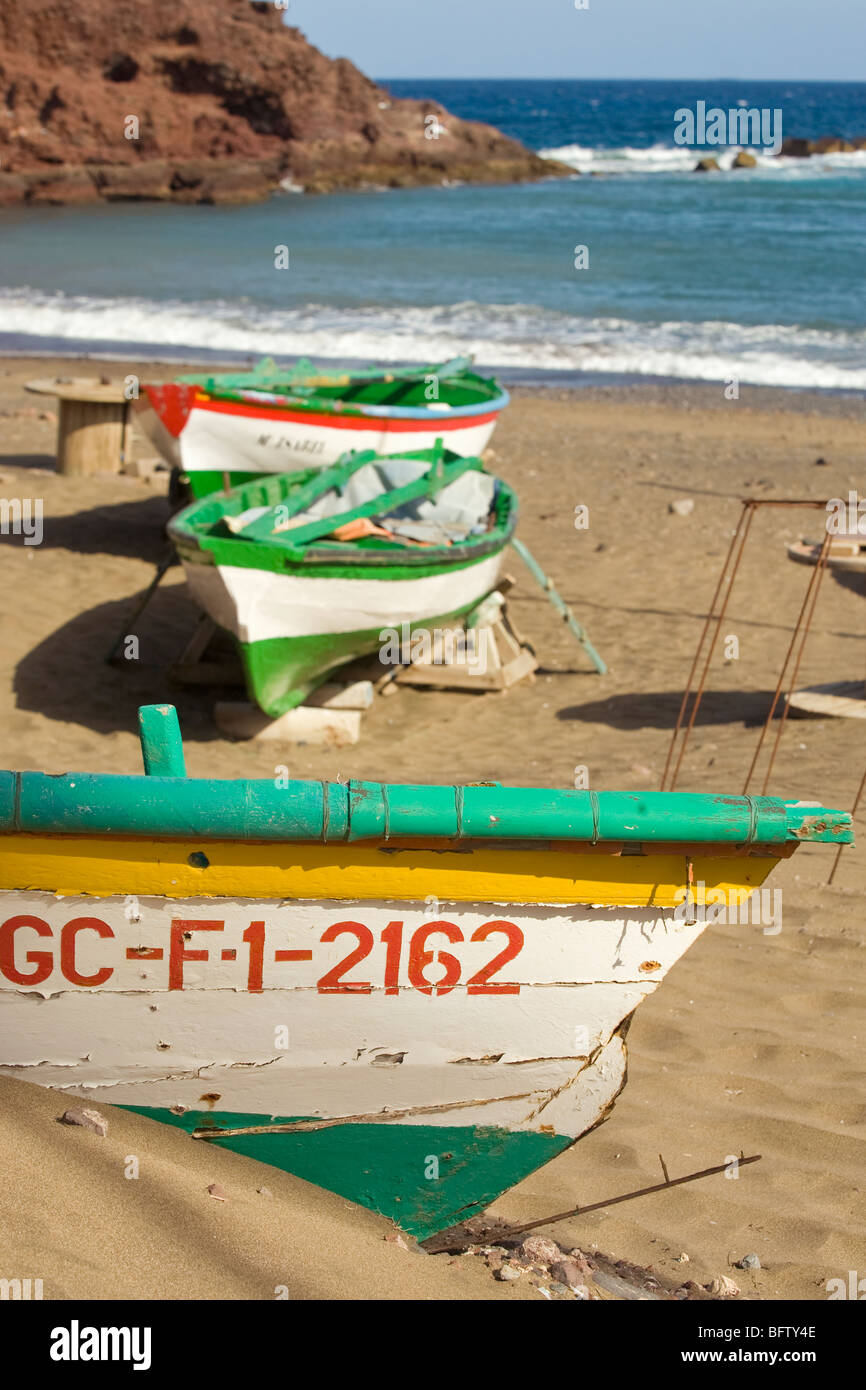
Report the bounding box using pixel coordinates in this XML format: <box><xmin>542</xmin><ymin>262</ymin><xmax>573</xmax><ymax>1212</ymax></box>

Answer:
<box><xmin>168</xmin><ymin>443</ymin><xmax>518</xmax><ymax>716</ymax></box>
<box><xmin>136</xmin><ymin>356</ymin><xmax>509</xmax><ymax>500</ymax></box>
<box><xmin>0</xmin><ymin>706</ymin><xmax>851</xmax><ymax>1240</ymax></box>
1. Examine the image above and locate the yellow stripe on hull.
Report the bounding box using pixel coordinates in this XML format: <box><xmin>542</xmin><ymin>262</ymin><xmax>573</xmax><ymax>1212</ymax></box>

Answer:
<box><xmin>0</xmin><ymin>834</ymin><xmax>779</xmax><ymax>907</ymax></box>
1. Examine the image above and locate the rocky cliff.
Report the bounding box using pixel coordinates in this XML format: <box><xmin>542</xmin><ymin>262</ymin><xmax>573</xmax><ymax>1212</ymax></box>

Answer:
<box><xmin>0</xmin><ymin>0</ymin><xmax>569</xmax><ymax>206</ymax></box>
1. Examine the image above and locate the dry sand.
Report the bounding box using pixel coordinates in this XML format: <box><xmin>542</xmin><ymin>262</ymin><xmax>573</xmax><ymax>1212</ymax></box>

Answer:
<box><xmin>0</xmin><ymin>357</ymin><xmax>863</xmax><ymax>1300</ymax></box>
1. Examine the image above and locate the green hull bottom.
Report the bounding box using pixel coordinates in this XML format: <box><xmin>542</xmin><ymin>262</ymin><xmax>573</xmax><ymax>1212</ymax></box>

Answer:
<box><xmin>120</xmin><ymin>1105</ymin><xmax>570</xmax><ymax>1239</ymax></box>
<box><xmin>240</xmin><ymin>603</ymin><xmax>488</xmax><ymax>716</ymax></box>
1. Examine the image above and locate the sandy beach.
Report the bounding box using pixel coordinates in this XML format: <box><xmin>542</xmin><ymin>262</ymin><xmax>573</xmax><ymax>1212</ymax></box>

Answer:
<box><xmin>0</xmin><ymin>357</ymin><xmax>863</xmax><ymax>1300</ymax></box>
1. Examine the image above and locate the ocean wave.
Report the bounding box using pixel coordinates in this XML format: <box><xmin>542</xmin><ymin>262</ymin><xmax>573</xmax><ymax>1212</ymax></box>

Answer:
<box><xmin>539</xmin><ymin>141</ymin><xmax>866</xmax><ymax>177</ymax></box>
<box><xmin>1</xmin><ymin>288</ymin><xmax>865</xmax><ymax>390</ymax></box>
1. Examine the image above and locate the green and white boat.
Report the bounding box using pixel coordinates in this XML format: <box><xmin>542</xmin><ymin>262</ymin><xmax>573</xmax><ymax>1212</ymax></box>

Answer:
<box><xmin>168</xmin><ymin>444</ymin><xmax>518</xmax><ymax>716</ymax></box>
<box><xmin>137</xmin><ymin>355</ymin><xmax>509</xmax><ymax>500</ymax></box>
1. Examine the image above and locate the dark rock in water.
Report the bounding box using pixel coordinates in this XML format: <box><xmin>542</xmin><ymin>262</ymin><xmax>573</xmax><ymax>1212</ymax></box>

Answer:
<box><xmin>0</xmin><ymin>0</ymin><xmax>571</xmax><ymax>206</ymax></box>
<box><xmin>732</xmin><ymin>150</ymin><xmax>758</xmax><ymax>168</ymax></box>
<box><xmin>694</xmin><ymin>157</ymin><xmax>721</xmax><ymax>172</ymax></box>
<box><xmin>812</xmin><ymin>135</ymin><xmax>851</xmax><ymax>154</ymax></box>
<box><xmin>780</xmin><ymin>134</ymin><xmax>863</xmax><ymax>158</ymax></box>
<box><xmin>780</xmin><ymin>137</ymin><xmax>813</xmax><ymax>158</ymax></box>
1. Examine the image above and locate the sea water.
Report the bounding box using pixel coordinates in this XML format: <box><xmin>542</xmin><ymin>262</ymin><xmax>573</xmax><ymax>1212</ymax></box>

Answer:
<box><xmin>0</xmin><ymin>79</ymin><xmax>864</xmax><ymax>390</ymax></box>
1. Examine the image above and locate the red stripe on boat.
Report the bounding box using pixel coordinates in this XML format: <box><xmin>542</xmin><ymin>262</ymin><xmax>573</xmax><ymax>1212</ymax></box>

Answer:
<box><xmin>187</xmin><ymin>396</ymin><xmax>500</xmax><ymax>433</ymax></box>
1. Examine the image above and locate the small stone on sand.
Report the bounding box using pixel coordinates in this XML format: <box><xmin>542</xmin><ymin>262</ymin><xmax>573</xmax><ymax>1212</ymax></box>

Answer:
<box><xmin>517</xmin><ymin>1234</ymin><xmax>561</xmax><ymax>1266</ymax></box>
<box><xmin>708</xmin><ymin>1274</ymin><xmax>740</xmax><ymax>1297</ymax></box>
<box><xmin>60</xmin><ymin>1107</ymin><xmax>107</xmax><ymax>1137</ymax></box>
<box><xmin>737</xmin><ymin>1252</ymin><xmax>761</xmax><ymax>1270</ymax></box>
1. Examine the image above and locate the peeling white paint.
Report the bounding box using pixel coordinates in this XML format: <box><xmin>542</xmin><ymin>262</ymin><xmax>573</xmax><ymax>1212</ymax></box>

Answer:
<box><xmin>0</xmin><ymin>893</ymin><xmax>705</xmax><ymax>1140</ymax></box>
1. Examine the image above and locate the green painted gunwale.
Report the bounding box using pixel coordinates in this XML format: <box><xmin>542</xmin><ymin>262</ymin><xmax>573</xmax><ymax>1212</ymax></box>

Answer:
<box><xmin>168</xmin><ymin>447</ymin><xmax>518</xmax><ymax>576</ymax></box>
<box><xmin>177</xmin><ymin>355</ymin><xmax>508</xmax><ymax>419</ymax></box>
<box><xmin>0</xmin><ymin>704</ymin><xmax>853</xmax><ymax>848</ymax></box>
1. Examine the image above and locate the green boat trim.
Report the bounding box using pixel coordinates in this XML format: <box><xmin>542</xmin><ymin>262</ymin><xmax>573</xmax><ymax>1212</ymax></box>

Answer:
<box><xmin>0</xmin><ymin>706</ymin><xmax>852</xmax><ymax>846</ymax></box>
<box><xmin>168</xmin><ymin>446</ymin><xmax>518</xmax><ymax>573</ymax></box>
<box><xmin>177</xmin><ymin>355</ymin><xmax>509</xmax><ymax>420</ymax></box>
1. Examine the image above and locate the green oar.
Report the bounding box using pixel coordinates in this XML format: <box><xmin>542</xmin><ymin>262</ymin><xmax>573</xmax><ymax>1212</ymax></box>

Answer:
<box><xmin>510</xmin><ymin>536</ymin><xmax>606</xmax><ymax>675</ymax></box>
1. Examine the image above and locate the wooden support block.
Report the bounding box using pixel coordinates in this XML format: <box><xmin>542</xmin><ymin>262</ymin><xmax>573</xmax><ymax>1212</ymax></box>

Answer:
<box><xmin>306</xmin><ymin>680</ymin><xmax>374</xmax><ymax>710</ymax></box>
<box><xmin>785</xmin><ymin>680</ymin><xmax>866</xmax><ymax>720</ymax></box>
<box><xmin>395</xmin><ymin>616</ymin><xmax>537</xmax><ymax>693</ymax></box>
<box><xmin>214</xmin><ymin>701</ymin><xmax>362</xmax><ymax>745</ymax></box>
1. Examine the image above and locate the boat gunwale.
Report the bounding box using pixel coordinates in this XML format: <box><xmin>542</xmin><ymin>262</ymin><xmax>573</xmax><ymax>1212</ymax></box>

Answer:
<box><xmin>0</xmin><ymin>773</ymin><xmax>852</xmax><ymax>847</ymax></box>
<box><xmin>209</xmin><ymin>387</ymin><xmax>512</xmax><ymax>422</ymax></box>
<box><xmin>167</xmin><ymin>454</ymin><xmax>519</xmax><ymax>571</ymax></box>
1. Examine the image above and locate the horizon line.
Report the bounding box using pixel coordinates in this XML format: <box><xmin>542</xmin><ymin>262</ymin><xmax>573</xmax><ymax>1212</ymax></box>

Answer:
<box><xmin>376</xmin><ymin>75</ymin><xmax>866</xmax><ymax>85</ymax></box>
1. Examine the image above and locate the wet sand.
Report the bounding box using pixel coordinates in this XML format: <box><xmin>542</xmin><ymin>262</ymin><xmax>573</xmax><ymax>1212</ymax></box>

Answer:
<box><xmin>0</xmin><ymin>356</ymin><xmax>863</xmax><ymax>1299</ymax></box>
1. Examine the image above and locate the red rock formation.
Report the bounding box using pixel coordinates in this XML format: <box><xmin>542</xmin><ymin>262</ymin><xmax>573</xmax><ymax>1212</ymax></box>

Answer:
<box><xmin>0</xmin><ymin>0</ymin><xmax>570</xmax><ymax>205</ymax></box>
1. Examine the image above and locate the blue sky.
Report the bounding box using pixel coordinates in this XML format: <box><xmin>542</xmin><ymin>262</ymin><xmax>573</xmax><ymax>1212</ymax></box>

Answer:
<box><xmin>285</xmin><ymin>0</ymin><xmax>865</xmax><ymax>81</ymax></box>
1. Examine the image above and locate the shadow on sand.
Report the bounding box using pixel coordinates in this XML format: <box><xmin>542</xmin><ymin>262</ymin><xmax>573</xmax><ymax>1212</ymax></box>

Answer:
<box><xmin>13</xmin><ymin>585</ymin><xmax>241</xmax><ymax>740</ymax></box>
<box><xmin>557</xmin><ymin>688</ymin><xmax>779</xmax><ymax>730</ymax></box>
<box><xmin>41</xmin><ymin>495</ymin><xmax>172</xmax><ymax>563</ymax></box>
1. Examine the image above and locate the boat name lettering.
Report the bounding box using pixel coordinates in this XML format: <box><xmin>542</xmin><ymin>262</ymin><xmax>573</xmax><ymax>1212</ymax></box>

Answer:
<box><xmin>255</xmin><ymin>433</ymin><xmax>326</xmax><ymax>455</ymax></box>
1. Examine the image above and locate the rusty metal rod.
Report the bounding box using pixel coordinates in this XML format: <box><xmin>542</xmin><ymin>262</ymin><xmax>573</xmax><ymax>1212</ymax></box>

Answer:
<box><xmin>477</xmin><ymin>1153</ymin><xmax>762</xmax><ymax>1241</ymax></box>
<box><xmin>742</xmin><ymin>529</ymin><xmax>831</xmax><ymax>793</ymax></box>
<box><xmin>660</xmin><ymin>503</ymin><xmax>750</xmax><ymax>791</ymax></box>
<box><xmin>828</xmin><ymin>761</ymin><xmax>866</xmax><ymax>886</ymax></box>
<box><xmin>759</xmin><ymin>531</ymin><xmax>831</xmax><ymax>794</ymax></box>
<box><xmin>666</xmin><ymin>502</ymin><xmax>756</xmax><ymax>792</ymax></box>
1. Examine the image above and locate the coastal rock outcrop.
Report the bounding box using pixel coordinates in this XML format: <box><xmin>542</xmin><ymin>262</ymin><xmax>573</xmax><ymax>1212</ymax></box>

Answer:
<box><xmin>779</xmin><ymin>135</ymin><xmax>865</xmax><ymax>158</ymax></box>
<box><xmin>0</xmin><ymin>0</ymin><xmax>570</xmax><ymax>206</ymax></box>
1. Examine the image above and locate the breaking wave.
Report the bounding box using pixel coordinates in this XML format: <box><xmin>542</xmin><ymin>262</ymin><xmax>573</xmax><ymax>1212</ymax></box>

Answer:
<box><xmin>539</xmin><ymin>142</ymin><xmax>866</xmax><ymax>178</ymax></box>
<box><xmin>1</xmin><ymin>287</ymin><xmax>865</xmax><ymax>390</ymax></box>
